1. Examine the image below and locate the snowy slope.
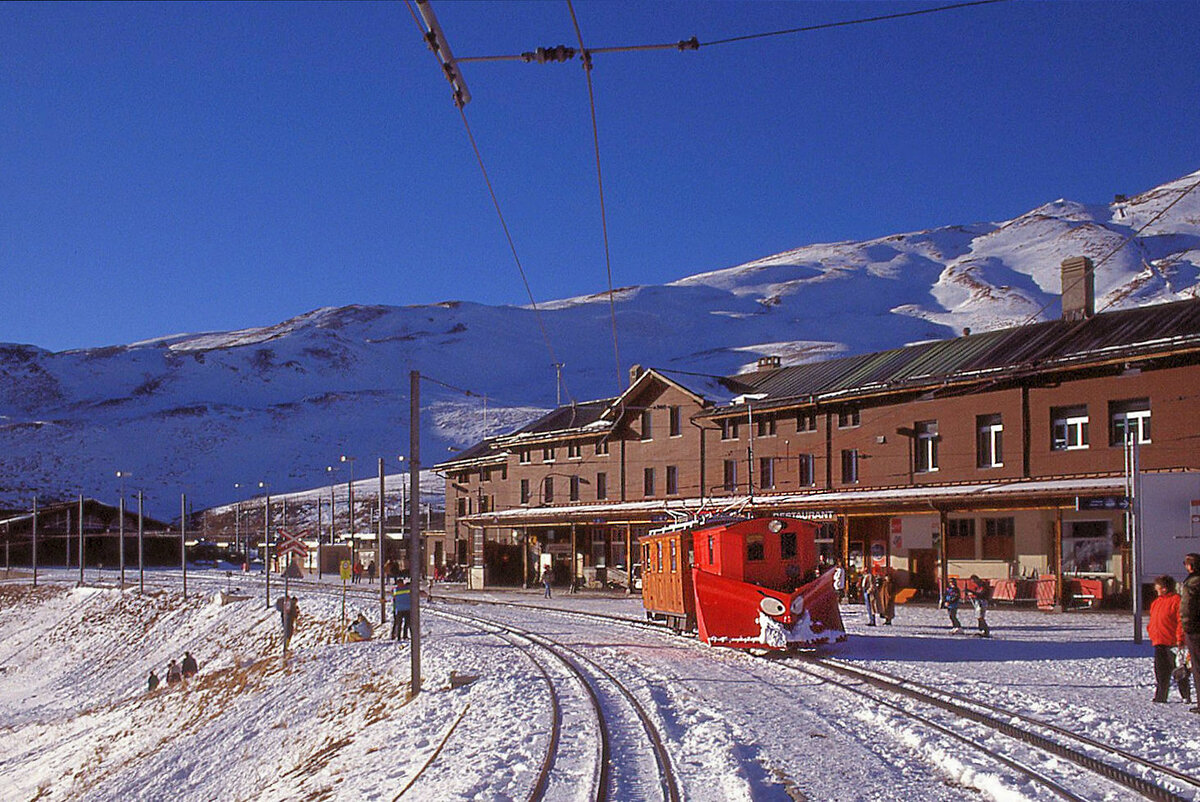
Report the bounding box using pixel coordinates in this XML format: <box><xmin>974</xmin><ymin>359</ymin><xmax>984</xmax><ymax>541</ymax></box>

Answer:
<box><xmin>1</xmin><ymin>170</ymin><xmax>1197</xmax><ymax>516</ymax></box>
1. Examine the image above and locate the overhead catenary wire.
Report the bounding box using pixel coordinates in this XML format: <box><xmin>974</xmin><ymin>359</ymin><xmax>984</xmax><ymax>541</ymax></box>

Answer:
<box><xmin>454</xmin><ymin>0</ymin><xmax>1009</xmax><ymax>62</ymax></box>
<box><xmin>566</xmin><ymin>0</ymin><xmax>624</xmax><ymax>397</ymax></box>
<box><xmin>404</xmin><ymin>0</ymin><xmax>571</xmax><ymax>406</ymax></box>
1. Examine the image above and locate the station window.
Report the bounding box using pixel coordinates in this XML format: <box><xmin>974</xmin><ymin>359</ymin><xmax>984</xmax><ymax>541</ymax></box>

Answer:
<box><xmin>641</xmin><ymin>410</ymin><xmax>653</xmax><ymax>441</ymax></box>
<box><xmin>519</xmin><ymin>449</ymin><xmax>531</xmax><ymax>464</ymax></box>
<box><xmin>520</xmin><ymin>479</ymin><xmax>530</xmax><ymax>504</ymax></box>
<box><xmin>721</xmin><ymin>419</ymin><xmax>740</xmax><ymax>440</ymax></box>
<box><xmin>543</xmin><ymin>477</ymin><xmax>554</xmax><ymax>503</ymax></box>
<box><xmin>669</xmin><ymin>406</ymin><xmax>682</xmax><ymax>437</ymax></box>
<box><xmin>746</xmin><ymin>534</ymin><xmax>765</xmax><ymax>561</ymax></box>
<box><xmin>595</xmin><ymin>439</ymin><xmax>609</xmax><ymax>456</ymax></box>
<box><xmin>840</xmin><ymin>449</ymin><xmax>859</xmax><ymax>484</ymax></box>
<box><xmin>837</xmin><ymin>408</ymin><xmax>860</xmax><ymax>428</ymax></box>
<box><xmin>569</xmin><ymin>475</ymin><xmax>580</xmax><ymax>502</ymax></box>
<box><xmin>1110</xmin><ymin>398</ymin><xmax>1151</xmax><ymax>446</ymax></box>
<box><xmin>666</xmin><ymin>465</ymin><xmax>679</xmax><ymax>495</ymax></box>
<box><xmin>456</xmin><ymin>497</ymin><xmax>467</xmax><ymax>517</ymax></box>
<box><xmin>1051</xmin><ymin>405</ymin><xmax>1089</xmax><ymax>451</ymax></box>
<box><xmin>915</xmin><ymin>420</ymin><xmax>939</xmax><ymax>473</ymax></box>
<box><xmin>596</xmin><ymin>472</ymin><xmax>607</xmax><ymax>500</ymax></box>
<box><xmin>722</xmin><ymin>460</ymin><xmax>738</xmax><ymax>492</ymax></box>
<box><xmin>568</xmin><ymin>442</ymin><xmax>582</xmax><ymax>459</ymax></box>
<box><xmin>946</xmin><ymin>518</ymin><xmax>975</xmax><ymax>559</ymax></box>
<box><xmin>543</xmin><ymin>445</ymin><xmax>557</xmax><ymax>462</ymax></box>
<box><xmin>798</xmin><ymin>454</ymin><xmax>815</xmax><ymax>487</ymax></box>
<box><xmin>756</xmin><ymin>417</ymin><xmax>776</xmax><ymax>437</ymax></box>
<box><xmin>643</xmin><ymin>467</ymin><xmax>655</xmax><ymax>497</ymax></box>
<box><xmin>977</xmin><ymin>414</ymin><xmax>1003</xmax><ymax>468</ymax></box>
<box><xmin>982</xmin><ymin>517</ymin><xmax>1015</xmax><ymax>560</ymax></box>
<box><xmin>759</xmin><ymin>457</ymin><xmax>775</xmax><ymax>489</ymax></box>
<box><xmin>797</xmin><ymin>412</ymin><xmax>817</xmax><ymax>432</ymax></box>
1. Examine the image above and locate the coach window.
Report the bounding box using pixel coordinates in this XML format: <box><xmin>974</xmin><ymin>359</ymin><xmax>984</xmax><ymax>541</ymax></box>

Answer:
<box><xmin>656</xmin><ymin>542</ymin><xmax>663</xmax><ymax>572</ymax></box>
<box><xmin>781</xmin><ymin>531</ymin><xmax>797</xmax><ymax>559</ymax></box>
<box><xmin>747</xmin><ymin>534</ymin><xmax>765</xmax><ymax>561</ymax></box>
<box><xmin>670</xmin><ymin>540</ymin><xmax>677</xmax><ymax>572</ymax></box>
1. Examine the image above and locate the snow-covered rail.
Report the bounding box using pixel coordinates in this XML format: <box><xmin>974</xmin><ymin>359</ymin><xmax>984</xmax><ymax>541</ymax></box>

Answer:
<box><xmin>795</xmin><ymin>657</ymin><xmax>1198</xmax><ymax>802</ymax></box>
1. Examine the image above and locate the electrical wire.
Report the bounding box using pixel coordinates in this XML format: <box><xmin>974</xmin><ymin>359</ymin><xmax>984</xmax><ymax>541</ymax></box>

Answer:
<box><xmin>454</xmin><ymin>0</ymin><xmax>1010</xmax><ymax>61</ymax></box>
<box><xmin>404</xmin><ymin>0</ymin><xmax>570</xmax><ymax>405</ymax></box>
<box><xmin>566</xmin><ymin>0</ymin><xmax>624</xmax><ymax>397</ymax></box>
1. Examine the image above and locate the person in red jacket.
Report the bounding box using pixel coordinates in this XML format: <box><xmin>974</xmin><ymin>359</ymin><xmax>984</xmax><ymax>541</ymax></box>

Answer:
<box><xmin>1148</xmin><ymin>575</ymin><xmax>1190</xmax><ymax>704</ymax></box>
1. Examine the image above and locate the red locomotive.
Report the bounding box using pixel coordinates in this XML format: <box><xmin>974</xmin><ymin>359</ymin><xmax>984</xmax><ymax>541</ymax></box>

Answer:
<box><xmin>641</xmin><ymin>516</ymin><xmax>845</xmax><ymax>650</ymax></box>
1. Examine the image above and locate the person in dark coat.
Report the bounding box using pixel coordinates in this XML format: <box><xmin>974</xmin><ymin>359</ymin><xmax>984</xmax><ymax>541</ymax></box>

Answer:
<box><xmin>965</xmin><ymin>575</ymin><xmax>991</xmax><ymax>637</ymax></box>
<box><xmin>942</xmin><ymin>577</ymin><xmax>963</xmax><ymax>632</ymax></box>
<box><xmin>1179</xmin><ymin>553</ymin><xmax>1200</xmax><ymax>713</ymax></box>
<box><xmin>391</xmin><ymin>580</ymin><xmax>412</xmax><ymax>640</ymax></box>
<box><xmin>542</xmin><ymin>565</ymin><xmax>553</xmax><ymax>599</ymax></box>
<box><xmin>147</xmin><ymin>669</ymin><xmax>160</xmax><ymax>692</ymax></box>
<box><xmin>366</xmin><ymin>560</ymin><xmax>376</xmax><ymax>583</ymax></box>
<box><xmin>1148</xmin><ymin>575</ymin><xmax>1190</xmax><ymax>703</ymax></box>
<box><xmin>874</xmin><ymin>572</ymin><xmax>895</xmax><ymax>625</ymax></box>
<box><xmin>276</xmin><ymin>595</ymin><xmax>300</xmax><ymax>651</ymax></box>
<box><xmin>166</xmin><ymin>659</ymin><xmax>182</xmax><ymax>685</ymax></box>
<box><xmin>860</xmin><ymin>572</ymin><xmax>876</xmax><ymax>626</ymax></box>
<box><xmin>181</xmin><ymin>651</ymin><xmax>199</xmax><ymax>679</ymax></box>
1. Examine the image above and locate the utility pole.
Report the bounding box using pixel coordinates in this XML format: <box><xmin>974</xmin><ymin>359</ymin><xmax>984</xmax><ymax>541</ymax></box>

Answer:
<box><xmin>1126</xmin><ymin>433</ymin><xmax>1144</xmax><ymax>644</ymax></box>
<box><xmin>261</xmin><ymin>485</ymin><xmax>271</xmax><ymax>610</ymax></box>
<box><xmin>552</xmin><ymin>362</ymin><xmax>564</xmax><ymax>406</ymax></box>
<box><xmin>409</xmin><ymin>370</ymin><xmax>423</xmax><ymax>697</ymax></box>
<box><xmin>119</xmin><ymin>495</ymin><xmax>126</xmax><ymax>587</ymax></box>
<box><xmin>78</xmin><ymin>495</ymin><xmax>85</xmax><ymax>586</ymax></box>
<box><xmin>31</xmin><ymin>496</ymin><xmax>38</xmax><ymax>587</ymax></box>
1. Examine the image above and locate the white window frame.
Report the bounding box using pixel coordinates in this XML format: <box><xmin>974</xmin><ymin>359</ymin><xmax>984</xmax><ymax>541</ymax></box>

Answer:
<box><xmin>1111</xmin><ymin>401</ymin><xmax>1151</xmax><ymax>446</ymax></box>
<box><xmin>1051</xmin><ymin>406</ymin><xmax>1089</xmax><ymax>451</ymax></box>
<box><xmin>915</xmin><ymin>420</ymin><xmax>939</xmax><ymax>473</ymax></box>
<box><xmin>977</xmin><ymin>414</ymin><xmax>1003</xmax><ymax>468</ymax></box>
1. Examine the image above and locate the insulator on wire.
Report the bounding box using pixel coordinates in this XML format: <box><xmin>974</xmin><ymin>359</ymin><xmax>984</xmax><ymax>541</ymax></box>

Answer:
<box><xmin>521</xmin><ymin>44</ymin><xmax>577</xmax><ymax>64</ymax></box>
<box><xmin>677</xmin><ymin>36</ymin><xmax>699</xmax><ymax>51</ymax></box>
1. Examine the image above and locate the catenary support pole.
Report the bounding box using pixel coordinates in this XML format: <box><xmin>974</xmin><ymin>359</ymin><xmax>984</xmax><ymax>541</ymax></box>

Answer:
<box><xmin>78</xmin><ymin>495</ymin><xmax>85</xmax><ymax>585</ymax></box>
<box><xmin>379</xmin><ymin>457</ymin><xmax>386</xmax><ymax>624</ymax></box>
<box><xmin>119</xmin><ymin>496</ymin><xmax>126</xmax><ymax>587</ymax></box>
<box><xmin>409</xmin><ymin>370</ymin><xmax>422</xmax><ymax>697</ymax></box>
<box><xmin>264</xmin><ymin>493</ymin><xmax>271</xmax><ymax>610</ymax></box>
<box><xmin>31</xmin><ymin>496</ymin><xmax>38</xmax><ymax>587</ymax></box>
<box><xmin>137</xmin><ymin>491</ymin><xmax>144</xmax><ymax>593</ymax></box>
<box><xmin>317</xmin><ymin>498</ymin><xmax>323</xmax><ymax>581</ymax></box>
<box><xmin>66</xmin><ymin>507</ymin><xmax>71</xmax><ymax>569</ymax></box>
<box><xmin>181</xmin><ymin>493</ymin><xmax>188</xmax><ymax>600</ymax></box>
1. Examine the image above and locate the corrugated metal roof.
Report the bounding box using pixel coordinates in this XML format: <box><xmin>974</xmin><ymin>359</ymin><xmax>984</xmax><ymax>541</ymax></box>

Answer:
<box><xmin>511</xmin><ymin>398</ymin><xmax>615</xmax><ymax>435</ymax></box>
<box><xmin>738</xmin><ymin>298</ymin><xmax>1200</xmax><ymax>406</ymax></box>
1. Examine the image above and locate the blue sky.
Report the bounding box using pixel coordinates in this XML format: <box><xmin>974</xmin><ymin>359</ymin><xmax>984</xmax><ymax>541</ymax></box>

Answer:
<box><xmin>2</xmin><ymin>1</ymin><xmax>1197</xmax><ymax>352</ymax></box>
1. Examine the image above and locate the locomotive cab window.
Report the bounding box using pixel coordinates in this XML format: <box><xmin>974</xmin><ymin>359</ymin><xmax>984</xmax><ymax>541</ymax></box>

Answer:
<box><xmin>780</xmin><ymin>531</ymin><xmax>797</xmax><ymax>559</ymax></box>
<box><xmin>707</xmin><ymin>535</ymin><xmax>714</xmax><ymax>565</ymax></box>
<box><xmin>746</xmin><ymin>534</ymin><xmax>765</xmax><ymax>561</ymax></box>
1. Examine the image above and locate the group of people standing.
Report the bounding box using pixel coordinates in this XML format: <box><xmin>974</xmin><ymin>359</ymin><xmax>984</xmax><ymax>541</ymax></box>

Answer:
<box><xmin>941</xmin><ymin>575</ymin><xmax>991</xmax><ymax>637</ymax></box>
<box><xmin>832</xmin><ymin>563</ymin><xmax>896</xmax><ymax>626</ymax></box>
<box><xmin>147</xmin><ymin>651</ymin><xmax>199</xmax><ymax>691</ymax></box>
<box><xmin>1148</xmin><ymin>553</ymin><xmax>1200</xmax><ymax>710</ymax></box>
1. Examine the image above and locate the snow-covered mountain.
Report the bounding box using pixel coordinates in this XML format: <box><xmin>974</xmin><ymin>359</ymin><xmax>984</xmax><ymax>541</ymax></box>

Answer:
<box><xmin>2</xmin><ymin>169</ymin><xmax>1198</xmax><ymax>516</ymax></box>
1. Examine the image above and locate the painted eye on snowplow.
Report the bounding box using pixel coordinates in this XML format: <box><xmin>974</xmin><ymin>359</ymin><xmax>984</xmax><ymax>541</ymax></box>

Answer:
<box><xmin>790</xmin><ymin>596</ymin><xmax>805</xmax><ymax>614</ymax></box>
<box><xmin>759</xmin><ymin>597</ymin><xmax>786</xmax><ymax>617</ymax></box>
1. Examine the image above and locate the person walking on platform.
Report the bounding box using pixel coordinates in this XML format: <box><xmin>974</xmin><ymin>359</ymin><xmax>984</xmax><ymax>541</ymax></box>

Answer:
<box><xmin>542</xmin><ymin>565</ymin><xmax>553</xmax><ymax>599</ymax></box>
<box><xmin>860</xmin><ymin>572</ymin><xmax>876</xmax><ymax>626</ymax></box>
<box><xmin>833</xmin><ymin>562</ymin><xmax>847</xmax><ymax>603</ymax></box>
<box><xmin>942</xmin><ymin>577</ymin><xmax>963</xmax><ymax>633</ymax></box>
<box><xmin>965</xmin><ymin>575</ymin><xmax>991</xmax><ymax>638</ymax></box>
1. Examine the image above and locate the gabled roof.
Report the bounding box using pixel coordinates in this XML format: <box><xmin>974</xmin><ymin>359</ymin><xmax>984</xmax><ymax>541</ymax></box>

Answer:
<box><xmin>725</xmin><ymin>297</ymin><xmax>1200</xmax><ymax>409</ymax></box>
<box><xmin>509</xmin><ymin>398</ymin><xmax>616</xmax><ymax>436</ymax></box>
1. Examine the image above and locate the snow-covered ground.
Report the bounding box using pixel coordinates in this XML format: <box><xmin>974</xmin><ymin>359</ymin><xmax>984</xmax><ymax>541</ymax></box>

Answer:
<box><xmin>1</xmin><ymin>569</ymin><xmax>1196</xmax><ymax>801</ymax></box>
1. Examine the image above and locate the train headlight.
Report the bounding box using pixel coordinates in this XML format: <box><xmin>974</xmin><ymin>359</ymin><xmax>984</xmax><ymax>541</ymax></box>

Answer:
<box><xmin>767</xmin><ymin>519</ymin><xmax>784</xmax><ymax>533</ymax></box>
<box><xmin>759</xmin><ymin>597</ymin><xmax>786</xmax><ymax>617</ymax></box>
<box><xmin>790</xmin><ymin>596</ymin><xmax>805</xmax><ymax>615</ymax></box>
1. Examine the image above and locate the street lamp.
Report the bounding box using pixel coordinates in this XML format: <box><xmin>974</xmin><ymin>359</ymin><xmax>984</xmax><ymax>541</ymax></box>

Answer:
<box><xmin>259</xmin><ymin>481</ymin><xmax>271</xmax><ymax>609</ymax></box>
<box><xmin>341</xmin><ymin>455</ymin><xmax>357</xmax><ymax>563</ymax></box>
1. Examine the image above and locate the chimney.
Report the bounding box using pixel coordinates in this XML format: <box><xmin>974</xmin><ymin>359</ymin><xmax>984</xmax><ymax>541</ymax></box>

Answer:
<box><xmin>628</xmin><ymin>364</ymin><xmax>645</xmax><ymax>386</ymax></box>
<box><xmin>756</xmin><ymin>355</ymin><xmax>782</xmax><ymax>371</ymax></box>
<box><xmin>1061</xmin><ymin>256</ymin><xmax>1094</xmax><ymax>322</ymax></box>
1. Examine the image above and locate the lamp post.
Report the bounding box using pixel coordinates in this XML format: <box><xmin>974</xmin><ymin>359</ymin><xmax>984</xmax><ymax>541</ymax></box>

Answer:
<box><xmin>233</xmin><ymin>482</ymin><xmax>244</xmax><ymax>566</ymax></box>
<box><xmin>137</xmin><ymin>490</ymin><xmax>144</xmax><ymax>594</ymax></box>
<box><xmin>259</xmin><ymin>481</ymin><xmax>271</xmax><ymax>609</ymax></box>
<box><xmin>116</xmin><ymin>471</ymin><xmax>130</xmax><ymax>586</ymax></box>
<box><xmin>341</xmin><ymin>455</ymin><xmax>357</xmax><ymax>565</ymax></box>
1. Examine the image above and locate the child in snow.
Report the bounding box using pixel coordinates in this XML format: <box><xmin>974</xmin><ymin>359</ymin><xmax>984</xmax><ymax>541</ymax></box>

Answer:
<box><xmin>942</xmin><ymin>578</ymin><xmax>962</xmax><ymax>632</ymax></box>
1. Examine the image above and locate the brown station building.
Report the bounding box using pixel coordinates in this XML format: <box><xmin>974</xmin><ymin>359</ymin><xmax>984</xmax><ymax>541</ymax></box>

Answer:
<box><xmin>438</xmin><ymin>258</ymin><xmax>1200</xmax><ymax>607</ymax></box>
